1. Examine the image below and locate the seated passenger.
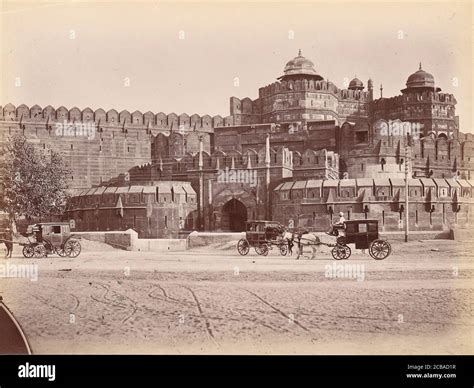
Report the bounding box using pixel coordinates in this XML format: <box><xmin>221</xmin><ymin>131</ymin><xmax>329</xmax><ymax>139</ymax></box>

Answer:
<box><xmin>32</xmin><ymin>224</ymin><xmax>43</xmax><ymax>242</ymax></box>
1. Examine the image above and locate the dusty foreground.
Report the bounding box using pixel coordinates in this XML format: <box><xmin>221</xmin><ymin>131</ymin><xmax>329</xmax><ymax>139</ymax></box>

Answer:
<box><xmin>0</xmin><ymin>238</ymin><xmax>473</xmax><ymax>354</ymax></box>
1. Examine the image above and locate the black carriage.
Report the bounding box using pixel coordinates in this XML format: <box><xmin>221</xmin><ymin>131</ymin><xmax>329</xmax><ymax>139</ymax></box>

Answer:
<box><xmin>237</xmin><ymin>220</ymin><xmax>288</xmax><ymax>256</ymax></box>
<box><xmin>21</xmin><ymin>222</ymin><xmax>81</xmax><ymax>258</ymax></box>
<box><xmin>331</xmin><ymin>219</ymin><xmax>391</xmax><ymax>260</ymax></box>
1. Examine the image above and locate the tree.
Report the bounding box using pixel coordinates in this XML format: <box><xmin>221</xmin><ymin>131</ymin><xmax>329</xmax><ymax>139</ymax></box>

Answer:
<box><xmin>0</xmin><ymin>134</ymin><xmax>71</xmax><ymax>229</ymax></box>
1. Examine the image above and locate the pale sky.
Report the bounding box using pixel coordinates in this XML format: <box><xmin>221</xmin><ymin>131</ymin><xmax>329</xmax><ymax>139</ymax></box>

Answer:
<box><xmin>1</xmin><ymin>1</ymin><xmax>473</xmax><ymax>132</ymax></box>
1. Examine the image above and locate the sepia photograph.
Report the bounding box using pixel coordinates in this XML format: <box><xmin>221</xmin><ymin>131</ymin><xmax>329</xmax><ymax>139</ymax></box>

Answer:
<box><xmin>0</xmin><ymin>0</ymin><xmax>473</xmax><ymax>381</ymax></box>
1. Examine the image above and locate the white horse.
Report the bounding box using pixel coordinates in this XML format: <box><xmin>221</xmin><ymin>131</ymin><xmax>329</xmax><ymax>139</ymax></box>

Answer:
<box><xmin>283</xmin><ymin>231</ymin><xmax>321</xmax><ymax>260</ymax></box>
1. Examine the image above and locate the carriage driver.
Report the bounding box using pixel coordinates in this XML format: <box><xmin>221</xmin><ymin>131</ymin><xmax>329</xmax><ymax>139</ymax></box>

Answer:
<box><xmin>32</xmin><ymin>224</ymin><xmax>43</xmax><ymax>243</ymax></box>
<box><xmin>326</xmin><ymin>212</ymin><xmax>346</xmax><ymax>236</ymax></box>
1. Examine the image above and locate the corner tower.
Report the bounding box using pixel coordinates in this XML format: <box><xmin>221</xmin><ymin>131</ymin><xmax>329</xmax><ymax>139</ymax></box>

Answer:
<box><xmin>400</xmin><ymin>63</ymin><xmax>457</xmax><ymax>138</ymax></box>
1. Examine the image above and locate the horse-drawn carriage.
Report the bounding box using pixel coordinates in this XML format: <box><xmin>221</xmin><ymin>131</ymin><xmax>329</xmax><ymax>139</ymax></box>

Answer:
<box><xmin>21</xmin><ymin>222</ymin><xmax>81</xmax><ymax>258</ymax></box>
<box><xmin>237</xmin><ymin>220</ymin><xmax>289</xmax><ymax>256</ymax></box>
<box><xmin>330</xmin><ymin>219</ymin><xmax>391</xmax><ymax>260</ymax></box>
<box><xmin>235</xmin><ymin>218</ymin><xmax>391</xmax><ymax>261</ymax></box>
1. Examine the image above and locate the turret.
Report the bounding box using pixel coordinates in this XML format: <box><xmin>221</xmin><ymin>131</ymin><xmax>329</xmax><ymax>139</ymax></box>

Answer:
<box><xmin>368</xmin><ymin>78</ymin><xmax>374</xmax><ymax>101</ymax></box>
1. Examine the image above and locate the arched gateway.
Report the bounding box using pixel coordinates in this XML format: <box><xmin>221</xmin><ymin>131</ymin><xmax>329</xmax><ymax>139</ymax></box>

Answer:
<box><xmin>221</xmin><ymin>198</ymin><xmax>247</xmax><ymax>232</ymax></box>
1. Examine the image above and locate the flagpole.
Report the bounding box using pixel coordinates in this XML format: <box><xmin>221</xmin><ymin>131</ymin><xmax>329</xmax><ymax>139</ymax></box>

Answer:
<box><xmin>198</xmin><ymin>135</ymin><xmax>204</xmax><ymax>231</ymax></box>
<box><xmin>265</xmin><ymin>133</ymin><xmax>270</xmax><ymax>220</ymax></box>
<box><xmin>404</xmin><ymin>139</ymin><xmax>409</xmax><ymax>243</ymax></box>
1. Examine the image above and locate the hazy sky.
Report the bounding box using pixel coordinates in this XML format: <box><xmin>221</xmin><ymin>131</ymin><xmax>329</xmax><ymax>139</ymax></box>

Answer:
<box><xmin>1</xmin><ymin>1</ymin><xmax>472</xmax><ymax>131</ymax></box>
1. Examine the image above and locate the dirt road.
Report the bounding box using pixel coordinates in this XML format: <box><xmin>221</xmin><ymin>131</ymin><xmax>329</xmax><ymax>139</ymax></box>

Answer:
<box><xmin>0</xmin><ymin>239</ymin><xmax>473</xmax><ymax>354</ymax></box>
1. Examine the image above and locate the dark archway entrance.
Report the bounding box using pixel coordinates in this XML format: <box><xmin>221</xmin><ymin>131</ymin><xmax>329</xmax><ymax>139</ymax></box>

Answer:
<box><xmin>221</xmin><ymin>198</ymin><xmax>247</xmax><ymax>232</ymax></box>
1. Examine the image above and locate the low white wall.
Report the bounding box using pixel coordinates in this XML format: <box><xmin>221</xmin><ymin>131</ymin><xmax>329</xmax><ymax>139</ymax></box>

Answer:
<box><xmin>187</xmin><ymin>231</ymin><xmax>245</xmax><ymax>248</ymax></box>
<box><xmin>131</xmin><ymin>238</ymin><xmax>187</xmax><ymax>252</ymax></box>
<box><xmin>72</xmin><ymin>230</ymin><xmax>134</xmax><ymax>250</ymax></box>
<box><xmin>73</xmin><ymin>229</ymin><xmax>187</xmax><ymax>251</ymax></box>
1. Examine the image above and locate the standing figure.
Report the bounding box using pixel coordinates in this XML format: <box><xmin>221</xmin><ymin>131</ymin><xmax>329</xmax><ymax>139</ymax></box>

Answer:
<box><xmin>287</xmin><ymin>234</ymin><xmax>294</xmax><ymax>256</ymax></box>
<box><xmin>3</xmin><ymin>227</ymin><xmax>13</xmax><ymax>258</ymax></box>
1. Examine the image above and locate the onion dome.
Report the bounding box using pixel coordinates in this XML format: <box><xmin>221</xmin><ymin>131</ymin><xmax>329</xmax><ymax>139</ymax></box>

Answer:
<box><xmin>402</xmin><ymin>63</ymin><xmax>441</xmax><ymax>93</ymax></box>
<box><xmin>348</xmin><ymin>76</ymin><xmax>364</xmax><ymax>90</ymax></box>
<box><xmin>278</xmin><ymin>50</ymin><xmax>323</xmax><ymax>81</ymax></box>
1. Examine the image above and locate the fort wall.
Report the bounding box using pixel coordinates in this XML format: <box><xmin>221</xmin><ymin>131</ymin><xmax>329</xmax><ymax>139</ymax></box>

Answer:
<box><xmin>273</xmin><ymin>177</ymin><xmax>474</xmax><ymax>232</ymax></box>
<box><xmin>0</xmin><ymin>103</ymin><xmax>227</xmax><ymax>189</ymax></box>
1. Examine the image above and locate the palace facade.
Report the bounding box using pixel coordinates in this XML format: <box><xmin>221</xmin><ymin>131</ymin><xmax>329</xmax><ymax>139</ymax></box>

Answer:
<box><xmin>1</xmin><ymin>52</ymin><xmax>473</xmax><ymax>235</ymax></box>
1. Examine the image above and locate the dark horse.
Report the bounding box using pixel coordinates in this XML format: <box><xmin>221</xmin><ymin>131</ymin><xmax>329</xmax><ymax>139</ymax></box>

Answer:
<box><xmin>1</xmin><ymin>228</ymin><xmax>13</xmax><ymax>258</ymax></box>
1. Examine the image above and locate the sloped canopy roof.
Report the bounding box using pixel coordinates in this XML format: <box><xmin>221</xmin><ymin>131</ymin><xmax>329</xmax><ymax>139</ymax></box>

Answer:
<box><xmin>172</xmin><ymin>184</ymin><xmax>186</xmax><ymax>194</ymax></box>
<box><xmin>373</xmin><ymin>178</ymin><xmax>390</xmax><ymax>186</ymax></box>
<box><xmin>420</xmin><ymin>178</ymin><xmax>436</xmax><ymax>187</ymax></box>
<box><xmin>157</xmin><ymin>184</ymin><xmax>172</xmax><ymax>194</ymax></box>
<box><xmin>340</xmin><ymin>179</ymin><xmax>357</xmax><ymax>187</ymax></box>
<box><xmin>273</xmin><ymin>183</ymin><xmax>284</xmax><ymax>191</ymax></box>
<box><xmin>182</xmin><ymin>183</ymin><xmax>196</xmax><ymax>195</ymax></box>
<box><xmin>115</xmin><ymin>186</ymin><xmax>130</xmax><ymax>194</ymax></box>
<box><xmin>128</xmin><ymin>186</ymin><xmax>143</xmax><ymax>193</ymax></box>
<box><xmin>323</xmin><ymin>180</ymin><xmax>339</xmax><ymax>188</ymax></box>
<box><xmin>408</xmin><ymin>179</ymin><xmax>422</xmax><ymax>187</ymax></box>
<box><xmin>357</xmin><ymin>178</ymin><xmax>374</xmax><ymax>187</ymax></box>
<box><xmin>292</xmin><ymin>181</ymin><xmax>307</xmax><ymax>189</ymax></box>
<box><xmin>445</xmin><ymin>178</ymin><xmax>460</xmax><ymax>188</ymax></box>
<box><xmin>457</xmin><ymin>180</ymin><xmax>471</xmax><ymax>188</ymax></box>
<box><xmin>94</xmin><ymin>186</ymin><xmax>107</xmax><ymax>195</ymax></box>
<box><xmin>433</xmin><ymin>178</ymin><xmax>449</xmax><ymax>187</ymax></box>
<box><xmin>306</xmin><ymin>179</ymin><xmax>323</xmax><ymax>189</ymax></box>
<box><xmin>279</xmin><ymin>182</ymin><xmax>293</xmax><ymax>191</ymax></box>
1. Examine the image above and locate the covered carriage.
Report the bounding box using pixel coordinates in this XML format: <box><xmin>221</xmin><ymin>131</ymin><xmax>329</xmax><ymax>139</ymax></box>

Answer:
<box><xmin>331</xmin><ymin>219</ymin><xmax>391</xmax><ymax>260</ymax></box>
<box><xmin>21</xmin><ymin>222</ymin><xmax>81</xmax><ymax>258</ymax></box>
<box><xmin>237</xmin><ymin>220</ymin><xmax>288</xmax><ymax>256</ymax></box>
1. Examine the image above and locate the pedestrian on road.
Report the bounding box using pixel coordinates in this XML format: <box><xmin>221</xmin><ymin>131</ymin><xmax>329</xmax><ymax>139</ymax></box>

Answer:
<box><xmin>3</xmin><ymin>227</ymin><xmax>13</xmax><ymax>258</ymax></box>
<box><xmin>287</xmin><ymin>236</ymin><xmax>294</xmax><ymax>256</ymax></box>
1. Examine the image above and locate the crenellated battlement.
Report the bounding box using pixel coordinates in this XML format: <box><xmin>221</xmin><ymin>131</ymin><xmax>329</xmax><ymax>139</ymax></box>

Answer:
<box><xmin>0</xmin><ymin>103</ymin><xmax>224</xmax><ymax>131</ymax></box>
<box><xmin>256</xmin><ymin>79</ymin><xmax>370</xmax><ymax>102</ymax></box>
<box><xmin>337</xmin><ymin>89</ymin><xmax>370</xmax><ymax>102</ymax></box>
<box><xmin>258</xmin><ymin>79</ymin><xmax>340</xmax><ymax>97</ymax></box>
<box><xmin>371</xmin><ymin>91</ymin><xmax>457</xmax><ymax>109</ymax></box>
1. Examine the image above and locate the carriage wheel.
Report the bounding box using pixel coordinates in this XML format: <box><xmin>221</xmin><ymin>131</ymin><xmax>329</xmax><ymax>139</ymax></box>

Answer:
<box><xmin>331</xmin><ymin>244</ymin><xmax>351</xmax><ymax>260</ymax></box>
<box><xmin>64</xmin><ymin>239</ymin><xmax>81</xmax><ymax>258</ymax></box>
<box><xmin>56</xmin><ymin>246</ymin><xmax>69</xmax><ymax>257</ymax></box>
<box><xmin>279</xmin><ymin>244</ymin><xmax>288</xmax><ymax>256</ymax></box>
<box><xmin>255</xmin><ymin>243</ymin><xmax>269</xmax><ymax>256</ymax></box>
<box><xmin>369</xmin><ymin>239</ymin><xmax>391</xmax><ymax>260</ymax></box>
<box><xmin>33</xmin><ymin>244</ymin><xmax>47</xmax><ymax>258</ymax></box>
<box><xmin>237</xmin><ymin>239</ymin><xmax>250</xmax><ymax>256</ymax></box>
<box><xmin>22</xmin><ymin>245</ymin><xmax>35</xmax><ymax>258</ymax></box>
